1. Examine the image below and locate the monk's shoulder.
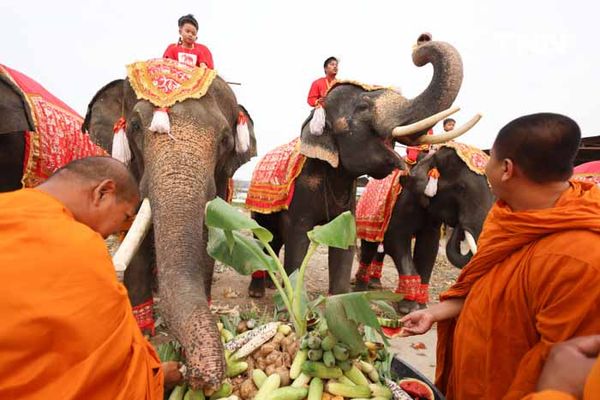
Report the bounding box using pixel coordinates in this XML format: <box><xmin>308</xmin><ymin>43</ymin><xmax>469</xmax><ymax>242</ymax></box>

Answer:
<box><xmin>532</xmin><ymin>230</ymin><xmax>600</xmax><ymax>269</ymax></box>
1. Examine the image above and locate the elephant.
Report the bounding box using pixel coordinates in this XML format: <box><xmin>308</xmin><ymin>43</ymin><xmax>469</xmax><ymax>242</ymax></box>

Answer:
<box><xmin>83</xmin><ymin>75</ymin><xmax>256</xmax><ymax>389</ymax></box>
<box><xmin>248</xmin><ymin>34</ymin><xmax>480</xmax><ymax>298</ymax></box>
<box><xmin>355</xmin><ymin>144</ymin><xmax>493</xmax><ymax>313</ymax></box>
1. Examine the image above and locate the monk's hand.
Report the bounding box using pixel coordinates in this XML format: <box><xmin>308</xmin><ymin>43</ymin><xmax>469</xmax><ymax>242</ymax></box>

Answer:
<box><xmin>162</xmin><ymin>361</ymin><xmax>185</xmax><ymax>390</ymax></box>
<box><xmin>399</xmin><ymin>309</ymin><xmax>435</xmax><ymax>336</ymax></box>
<box><xmin>536</xmin><ymin>335</ymin><xmax>600</xmax><ymax>397</ymax></box>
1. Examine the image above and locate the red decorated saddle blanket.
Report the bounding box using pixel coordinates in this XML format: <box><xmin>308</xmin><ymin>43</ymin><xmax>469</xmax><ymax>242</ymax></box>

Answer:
<box><xmin>356</xmin><ymin>169</ymin><xmax>404</xmax><ymax>242</ymax></box>
<box><xmin>0</xmin><ymin>64</ymin><xmax>106</xmax><ymax>187</ymax></box>
<box><xmin>126</xmin><ymin>58</ymin><xmax>217</xmax><ymax>107</ymax></box>
<box><xmin>573</xmin><ymin>161</ymin><xmax>600</xmax><ymax>184</ymax></box>
<box><xmin>245</xmin><ymin>138</ymin><xmax>307</xmax><ymax>213</ymax></box>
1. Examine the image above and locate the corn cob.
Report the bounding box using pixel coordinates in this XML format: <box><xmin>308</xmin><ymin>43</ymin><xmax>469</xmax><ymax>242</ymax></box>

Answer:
<box><xmin>266</xmin><ymin>386</ymin><xmax>308</xmax><ymax>400</ymax></box>
<box><xmin>337</xmin><ymin>376</ymin><xmax>356</xmax><ymax>386</ymax></box>
<box><xmin>221</xmin><ymin>328</ymin><xmax>235</xmax><ymax>343</ymax></box>
<box><xmin>369</xmin><ymin>384</ymin><xmax>392</xmax><ymax>399</ymax></box>
<box><xmin>226</xmin><ymin>360</ymin><xmax>248</xmax><ymax>377</ymax></box>
<box><xmin>209</xmin><ymin>383</ymin><xmax>233</xmax><ymax>400</ymax></box>
<box><xmin>253</xmin><ymin>369</ymin><xmax>268</xmax><ymax>388</ymax></box>
<box><xmin>169</xmin><ymin>385</ymin><xmax>187</xmax><ymax>400</ymax></box>
<box><xmin>384</xmin><ymin>379</ymin><xmax>412</xmax><ymax>400</ymax></box>
<box><xmin>344</xmin><ymin>365</ymin><xmax>370</xmax><ymax>386</ymax></box>
<box><xmin>290</xmin><ymin>349</ymin><xmax>308</xmax><ymax>379</ymax></box>
<box><xmin>224</xmin><ymin>322</ymin><xmax>281</xmax><ymax>352</ymax></box>
<box><xmin>254</xmin><ymin>373</ymin><xmax>281</xmax><ymax>400</ymax></box>
<box><xmin>291</xmin><ymin>372</ymin><xmax>311</xmax><ymax>387</ymax></box>
<box><xmin>232</xmin><ymin>322</ymin><xmax>281</xmax><ymax>359</ymax></box>
<box><xmin>307</xmin><ymin>377</ymin><xmax>323</xmax><ymax>400</ymax></box>
<box><xmin>326</xmin><ymin>382</ymin><xmax>371</xmax><ymax>398</ymax></box>
<box><xmin>301</xmin><ymin>361</ymin><xmax>343</xmax><ymax>379</ymax></box>
<box><xmin>358</xmin><ymin>360</ymin><xmax>374</xmax><ymax>374</ymax></box>
<box><xmin>368</xmin><ymin>369</ymin><xmax>380</xmax><ymax>382</ymax></box>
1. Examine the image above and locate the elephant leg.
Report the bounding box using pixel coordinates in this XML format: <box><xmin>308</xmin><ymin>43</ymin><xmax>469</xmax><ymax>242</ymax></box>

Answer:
<box><xmin>123</xmin><ymin>234</ymin><xmax>156</xmax><ymax>335</ymax></box>
<box><xmin>413</xmin><ymin>224</ymin><xmax>441</xmax><ymax>308</ymax></box>
<box><xmin>329</xmin><ymin>246</ymin><xmax>355</xmax><ymax>295</ymax></box>
<box><xmin>283</xmin><ymin>223</ymin><xmax>311</xmax><ymax>277</ymax></box>
<box><xmin>369</xmin><ymin>249</ymin><xmax>385</xmax><ymax>290</ymax></box>
<box><xmin>386</xmin><ymin>236</ymin><xmax>420</xmax><ymax>315</ymax></box>
<box><xmin>354</xmin><ymin>240</ymin><xmax>377</xmax><ymax>291</ymax></box>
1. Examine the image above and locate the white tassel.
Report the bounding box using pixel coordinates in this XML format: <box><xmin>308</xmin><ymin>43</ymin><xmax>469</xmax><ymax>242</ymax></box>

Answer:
<box><xmin>236</xmin><ymin>112</ymin><xmax>250</xmax><ymax>153</ymax></box>
<box><xmin>309</xmin><ymin>106</ymin><xmax>326</xmax><ymax>135</ymax></box>
<box><xmin>377</xmin><ymin>243</ymin><xmax>384</xmax><ymax>253</ymax></box>
<box><xmin>111</xmin><ymin>117</ymin><xmax>131</xmax><ymax>165</ymax></box>
<box><xmin>149</xmin><ymin>108</ymin><xmax>170</xmax><ymax>134</ymax></box>
<box><xmin>424</xmin><ymin>168</ymin><xmax>440</xmax><ymax>198</ymax></box>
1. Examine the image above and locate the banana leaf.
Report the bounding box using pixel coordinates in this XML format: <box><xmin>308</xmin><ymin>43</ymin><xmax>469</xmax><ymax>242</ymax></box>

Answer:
<box><xmin>205</xmin><ymin>197</ymin><xmax>273</xmax><ymax>244</ymax></box>
<box><xmin>307</xmin><ymin>211</ymin><xmax>355</xmax><ymax>249</ymax></box>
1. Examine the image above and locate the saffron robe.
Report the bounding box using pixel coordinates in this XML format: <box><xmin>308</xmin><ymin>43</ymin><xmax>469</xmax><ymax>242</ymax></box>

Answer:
<box><xmin>307</xmin><ymin>76</ymin><xmax>335</xmax><ymax>107</ymax></box>
<box><xmin>435</xmin><ymin>181</ymin><xmax>600</xmax><ymax>399</ymax></box>
<box><xmin>0</xmin><ymin>189</ymin><xmax>163</xmax><ymax>400</ymax></box>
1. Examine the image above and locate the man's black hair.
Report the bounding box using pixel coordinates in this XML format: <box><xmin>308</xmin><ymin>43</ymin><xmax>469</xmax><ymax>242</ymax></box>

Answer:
<box><xmin>178</xmin><ymin>14</ymin><xmax>198</xmax><ymax>30</ymax></box>
<box><xmin>493</xmin><ymin>113</ymin><xmax>581</xmax><ymax>183</ymax></box>
<box><xmin>443</xmin><ymin>118</ymin><xmax>456</xmax><ymax>126</ymax></box>
<box><xmin>323</xmin><ymin>57</ymin><xmax>338</xmax><ymax>69</ymax></box>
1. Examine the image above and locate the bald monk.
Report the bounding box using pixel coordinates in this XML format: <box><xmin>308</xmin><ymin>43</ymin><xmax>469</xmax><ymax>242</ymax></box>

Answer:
<box><xmin>0</xmin><ymin>157</ymin><xmax>182</xmax><ymax>399</ymax></box>
<box><xmin>400</xmin><ymin>113</ymin><xmax>600</xmax><ymax>399</ymax></box>
<box><xmin>524</xmin><ymin>335</ymin><xmax>600</xmax><ymax>400</ymax></box>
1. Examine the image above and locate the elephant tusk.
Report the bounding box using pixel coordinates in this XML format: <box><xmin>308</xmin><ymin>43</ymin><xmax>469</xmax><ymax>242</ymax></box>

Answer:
<box><xmin>112</xmin><ymin>198</ymin><xmax>152</xmax><ymax>272</ymax></box>
<box><xmin>416</xmin><ymin>113</ymin><xmax>482</xmax><ymax>145</ymax></box>
<box><xmin>392</xmin><ymin>106</ymin><xmax>460</xmax><ymax>138</ymax></box>
<box><xmin>464</xmin><ymin>230</ymin><xmax>478</xmax><ymax>255</ymax></box>
<box><xmin>459</xmin><ymin>238</ymin><xmax>470</xmax><ymax>256</ymax></box>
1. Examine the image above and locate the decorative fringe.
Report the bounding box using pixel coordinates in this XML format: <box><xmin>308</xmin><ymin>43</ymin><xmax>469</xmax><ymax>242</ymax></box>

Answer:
<box><xmin>416</xmin><ymin>283</ymin><xmax>429</xmax><ymax>304</ymax></box>
<box><xmin>424</xmin><ymin>167</ymin><xmax>440</xmax><ymax>197</ymax></box>
<box><xmin>111</xmin><ymin>117</ymin><xmax>131</xmax><ymax>165</ymax></box>
<box><xmin>395</xmin><ymin>275</ymin><xmax>421</xmax><ymax>301</ymax></box>
<box><xmin>131</xmin><ymin>298</ymin><xmax>155</xmax><ymax>335</ymax></box>
<box><xmin>377</xmin><ymin>243</ymin><xmax>384</xmax><ymax>253</ymax></box>
<box><xmin>149</xmin><ymin>107</ymin><xmax>170</xmax><ymax>134</ymax></box>
<box><xmin>236</xmin><ymin>111</ymin><xmax>250</xmax><ymax>153</ymax></box>
<box><xmin>309</xmin><ymin>106</ymin><xmax>326</xmax><ymax>135</ymax></box>
<box><xmin>369</xmin><ymin>260</ymin><xmax>384</xmax><ymax>279</ymax></box>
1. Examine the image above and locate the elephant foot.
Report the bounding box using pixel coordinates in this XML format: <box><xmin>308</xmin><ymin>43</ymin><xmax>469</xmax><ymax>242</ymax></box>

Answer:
<box><xmin>394</xmin><ymin>299</ymin><xmax>420</xmax><ymax>315</ymax></box>
<box><xmin>353</xmin><ymin>279</ymin><xmax>370</xmax><ymax>292</ymax></box>
<box><xmin>368</xmin><ymin>278</ymin><xmax>383</xmax><ymax>290</ymax></box>
<box><xmin>417</xmin><ymin>302</ymin><xmax>428</xmax><ymax>310</ymax></box>
<box><xmin>265</xmin><ymin>276</ymin><xmax>276</xmax><ymax>290</ymax></box>
<box><xmin>248</xmin><ymin>277</ymin><xmax>266</xmax><ymax>298</ymax></box>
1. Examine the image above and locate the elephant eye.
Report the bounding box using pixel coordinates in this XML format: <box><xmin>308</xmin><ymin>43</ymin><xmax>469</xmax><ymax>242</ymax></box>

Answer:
<box><xmin>355</xmin><ymin>102</ymin><xmax>370</xmax><ymax>113</ymax></box>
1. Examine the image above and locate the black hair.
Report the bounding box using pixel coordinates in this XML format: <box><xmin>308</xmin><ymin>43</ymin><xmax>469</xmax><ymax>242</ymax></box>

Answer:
<box><xmin>443</xmin><ymin>118</ymin><xmax>456</xmax><ymax>126</ymax></box>
<box><xmin>493</xmin><ymin>113</ymin><xmax>581</xmax><ymax>183</ymax></box>
<box><xmin>323</xmin><ymin>57</ymin><xmax>338</xmax><ymax>69</ymax></box>
<box><xmin>178</xmin><ymin>14</ymin><xmax>198</xmax><ymax>30</ymax></box>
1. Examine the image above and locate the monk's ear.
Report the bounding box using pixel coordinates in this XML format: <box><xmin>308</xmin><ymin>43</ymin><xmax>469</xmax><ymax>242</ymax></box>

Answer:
<box><xmin>501</xmin><ymin>158</ymin><xmax>514</xmax><ymax>182</ymax></box>
<box><xmin>92</xmin><ymin>179</ymin><xmax>117</xmax><ymax>206</ymax></box>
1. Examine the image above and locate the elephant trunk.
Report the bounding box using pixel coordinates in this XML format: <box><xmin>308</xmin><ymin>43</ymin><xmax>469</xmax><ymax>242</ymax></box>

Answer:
<box><xmin>373</xmin><ymin>39</ymin><xmax>463</xmax><ymax>143</ymax></box>
<box><xmin>146</xmin><ymin>124</ymin><xmax>225</xmax><ymax>389</ymax></box>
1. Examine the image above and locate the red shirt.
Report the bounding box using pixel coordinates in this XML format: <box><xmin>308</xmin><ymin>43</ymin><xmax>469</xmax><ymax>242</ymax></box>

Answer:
<box><xmin>307</xmin><ymin>77</ymin><xmax>335</xmax><ymax>107</ymax></box>
<box><xmin>163</xmin><ymin>43</ymin><xmax>214</xmax><ymax>69</ymax></box>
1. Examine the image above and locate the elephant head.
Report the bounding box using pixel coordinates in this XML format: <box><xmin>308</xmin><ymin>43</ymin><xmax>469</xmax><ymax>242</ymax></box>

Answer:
<box><xmin>300</xmin><ymin>35</ymin><xmax>479</xmax><ymax>179</ymax></box>
<box><xmin>405</xmin><ymin>145</ymin><xmax>493</xmax><ymax>268</ymax></box>
<box><xmin>83</xmin><ymin>76</ymin><xmax>256</xmax><ymax>389</ymax></box>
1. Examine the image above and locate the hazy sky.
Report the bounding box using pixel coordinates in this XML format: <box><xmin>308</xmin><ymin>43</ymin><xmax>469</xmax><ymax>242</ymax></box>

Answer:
<box><xmin>2</xmin><ymin>0</ymin><xmax>598</xmax><ymax>179</ymax></box>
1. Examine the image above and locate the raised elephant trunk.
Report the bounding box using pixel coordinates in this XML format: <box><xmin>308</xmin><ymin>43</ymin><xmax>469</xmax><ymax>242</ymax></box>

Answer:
<box><xmin>145</xmin><ymin>119</ymin><xmax>225</xmax><ymax>389</ymax></box>
<box><xmin>372</xmin><ymin>38</ymin><xmax>465</xmax><ymax>144</ymax></box>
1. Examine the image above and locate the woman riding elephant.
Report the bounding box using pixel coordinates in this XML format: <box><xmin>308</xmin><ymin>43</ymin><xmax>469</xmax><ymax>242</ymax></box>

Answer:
<box><xmin>355</xmin><ymin>143</ymin><xmax>494</xmax><ymax>313</ymax></box>
<box><xmin>246</xmin><ymin>33</ymin><xmax>482</xmax><ymax>298</ymax></box>
<box><xmin>83</xmin><ymin>58</ymin><xmax>256</xmax><ymax>390</ymax></box>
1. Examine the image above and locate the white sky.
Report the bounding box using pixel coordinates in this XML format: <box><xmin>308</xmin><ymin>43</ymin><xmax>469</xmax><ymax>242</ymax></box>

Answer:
<box><xmin>2</xmin><ymin>0</ymin><xmax>598</xmax><ymax>180</ymax></box>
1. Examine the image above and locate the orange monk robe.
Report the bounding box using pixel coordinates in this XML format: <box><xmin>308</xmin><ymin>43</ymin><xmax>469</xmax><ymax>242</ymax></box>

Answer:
<box><xmin>435</xmin><ymin>181</ymin><xmax>600</xmax><ymax>400</ymax></box>
<box><xmin>522</xmin><ymin>355</ymin><xmax>600</xmax><ymax>399</ymax></box>
<box><xmin>0</xmin><ymin>189</ymin><xmax>163</xmax><ymax>400</ymax></box>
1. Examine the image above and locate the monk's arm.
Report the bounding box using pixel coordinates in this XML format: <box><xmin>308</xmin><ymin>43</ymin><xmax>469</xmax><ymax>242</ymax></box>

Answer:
<box><xmin>428</xmin><ymin>298</ymin><xmax>465</xmax><ymax>321</ymax></box>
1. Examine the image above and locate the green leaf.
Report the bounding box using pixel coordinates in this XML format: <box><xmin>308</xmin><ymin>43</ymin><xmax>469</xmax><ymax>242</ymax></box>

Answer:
<box><xmin>205</xmin><ymin>198</ymin><xmax>273</xmax><ymax>243</ymax></box>
<box><xmin>307</xmin><ymin>295</ymin><xmax>326</xmax><ymax>310</ymax></box>
<box><xmin>273</xmin><ymin>270</ymin><xmax>308</xmax><ymax>316</ymax></box>
<box><xmin>324</xmin><ymin>296</ymin><xmax>365</xmax><ymax>355</ymax></box>
<box><xmin>335</xmin><ymin>292</ymin><xmax>381</xmax><ymax>330</ymax></box>
<box><xmin>307</xmin><ymin>211</ymin><xmax>356</xmax><ymax>249</ymax></box>
<box><xmin>207</xmin><ymin>227</ymin><xmax>277</xmax><ymax>275</ymax></box>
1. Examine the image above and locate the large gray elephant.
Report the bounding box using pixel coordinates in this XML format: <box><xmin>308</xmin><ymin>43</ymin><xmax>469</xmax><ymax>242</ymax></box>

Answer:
<box><xmin>355</xmin><ymin>144</ymin><xmax>493</xmax><ymax>313</ymax></box>
<box><xmin>248</xmin><ymin>34</ymin><xmax>480</xmax><ymax>298</ymax></box>
<box><xmin>83</xmin><ymin>76</ymin><xmax>256</xmax><ymax>389</ymax></box>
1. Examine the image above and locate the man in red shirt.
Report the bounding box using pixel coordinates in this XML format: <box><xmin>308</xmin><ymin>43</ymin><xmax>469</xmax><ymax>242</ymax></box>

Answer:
<box><xmin>163</xmin><ymin>14</ymin><xmax>214</xmax><ymax>69</ymax></box>
<box><xmin>307</xmin><ymin>56</ymin><xmax>338</xmax><ymax>107</ymax></box>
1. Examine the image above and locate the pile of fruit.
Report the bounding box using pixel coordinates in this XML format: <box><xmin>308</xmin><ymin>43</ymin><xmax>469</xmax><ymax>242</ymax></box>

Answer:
<box><xmin>160</xmin><ymin>320</ymin><xmax>435</xmax><ymax>400</ymax></box>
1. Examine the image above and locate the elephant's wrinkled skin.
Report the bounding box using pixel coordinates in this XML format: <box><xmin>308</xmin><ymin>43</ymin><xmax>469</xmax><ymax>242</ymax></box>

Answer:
<box><xmin>357</xmin><ymin>146</ymin><xmax>493</xmax><ymax>313</ymax></box>
<box><xmin>83</xmin><ymin>77</ymin><xmax>256</xmax><ymax>389</ymax></box>
<box><xmin>249</xmin><ymin>38</ymin><xmax>466</xmax><ymax>298</ymax></box>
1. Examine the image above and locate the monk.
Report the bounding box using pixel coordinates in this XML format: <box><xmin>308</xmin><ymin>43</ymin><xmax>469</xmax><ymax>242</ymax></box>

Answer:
<box><xmin>524</xmin><ymin>335</ymin><xmax>600</xmax><ymax>399</ymax></box>
<box><xmin>400</xmin><ymin>113</ymin><xmax>600</xmax><ymax>399</ymax></box>
<box><xmin>0</xmin><ymin>157</ymin><xmax>182</xmax><ymax>399</ymax></box>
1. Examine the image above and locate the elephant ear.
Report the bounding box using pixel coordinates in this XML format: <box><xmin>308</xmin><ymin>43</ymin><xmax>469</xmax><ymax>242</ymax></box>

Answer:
<box><xmin>0</xmin><ymin>73</ymin><xmax>35</xmax><ymax>134</ymax></box>
<box><xmin>299</xmin><ymin>109</ymin><xmax>339</xmax><ymax>168</ymax></box>
<box><xmin>82</xmin><ymin>79</ymin><xmax>136</xmax><ymax>153</ymax></box>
